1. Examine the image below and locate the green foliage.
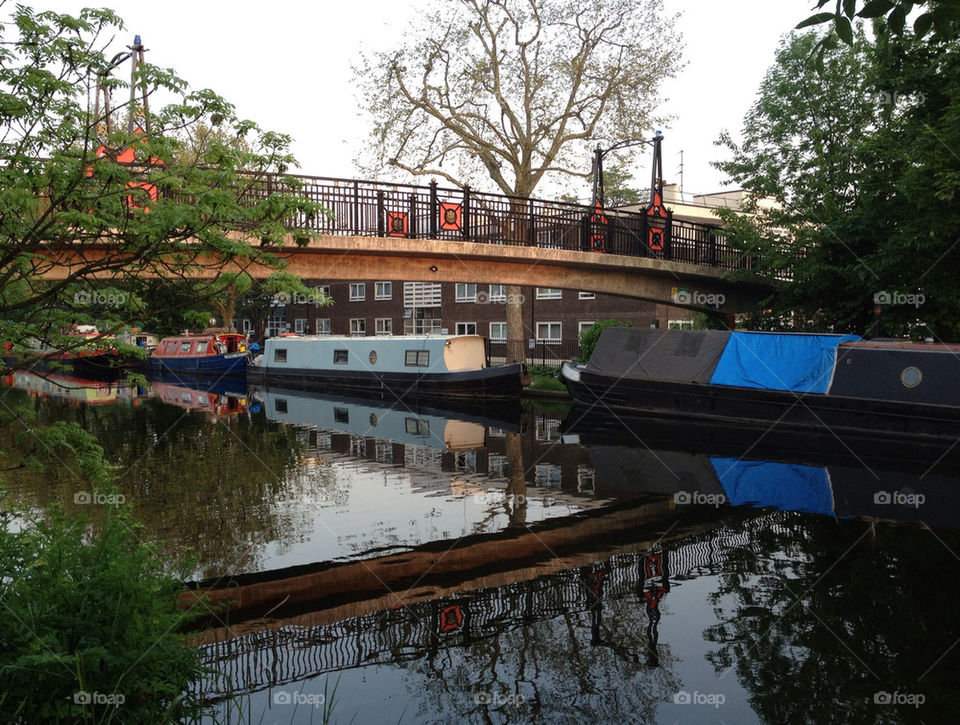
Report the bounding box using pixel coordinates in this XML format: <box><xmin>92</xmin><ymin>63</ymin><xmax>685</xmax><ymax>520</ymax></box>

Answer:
<box><xmin>0</xmin><ymin>4</ymin><xmax>323</xmax><ymax>372</ymax></box>
<box><xmin>715</xmin><ymin>26</ymin><xmax>960</xmax><ymax>339</ymax></box>
<box><xmin>0</xmin><ymin>492</ymin><xmax>209</xmax><ymax>723</ymax></box>
<box><xmin>578</xmin><ymin>319</ymin><xmax>631</xmax><ymax>361</ymax></box>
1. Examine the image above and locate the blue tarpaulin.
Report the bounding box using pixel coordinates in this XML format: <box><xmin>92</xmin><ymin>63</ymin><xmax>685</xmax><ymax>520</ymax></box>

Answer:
<box><xmin>709</xmin><ymin>332</ymin><xmax>860</xmax><ymax>393</ymax></box>
<box><xmin>710</xmin><ymin>457</ymin><xmax>835</xmax><ymax>516</ymax></box>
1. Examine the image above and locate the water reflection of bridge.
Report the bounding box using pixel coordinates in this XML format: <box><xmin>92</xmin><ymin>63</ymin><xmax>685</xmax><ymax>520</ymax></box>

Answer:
<box><xmin>196</xmin><ymin>518</ymin><xmax>770</xmax><ymax>700</ymax></box>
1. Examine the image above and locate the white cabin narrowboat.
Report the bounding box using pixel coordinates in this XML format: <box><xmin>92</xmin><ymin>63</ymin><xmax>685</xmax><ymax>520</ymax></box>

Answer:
<box><xmin>247</xmin><ymin>334</ymin><xmax>526</xmax><ymax>398</ymax></box>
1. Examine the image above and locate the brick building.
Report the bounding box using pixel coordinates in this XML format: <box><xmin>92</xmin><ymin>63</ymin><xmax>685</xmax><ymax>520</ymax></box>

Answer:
<box><xmin>244</xmin><ymin>280</ymin><xmax>695</xmax><ymax>364</ymax></box>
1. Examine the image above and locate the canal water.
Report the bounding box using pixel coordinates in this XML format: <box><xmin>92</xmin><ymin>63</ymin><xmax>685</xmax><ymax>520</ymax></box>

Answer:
<box><xmin>2</xmin><ymin>372</ymin><xmax>959</xmax><ymax>724</ymax></box>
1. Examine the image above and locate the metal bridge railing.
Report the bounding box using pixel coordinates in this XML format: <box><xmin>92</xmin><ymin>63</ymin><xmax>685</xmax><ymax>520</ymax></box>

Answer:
<box><xmin>235</xmin><ymin>172</ymin><xmax>756</xmax><ymax>272</ymax></box>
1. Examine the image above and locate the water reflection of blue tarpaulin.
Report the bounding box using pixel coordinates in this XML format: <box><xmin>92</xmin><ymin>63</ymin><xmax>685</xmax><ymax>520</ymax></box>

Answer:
<box><xmin>709</xmin><ymin>332</ymin><xmax>860</xmax><ymax>393</ymax></box>
<box><xmin>710</xmin><ymin>457</ymin><xmax>835</xmax><ymax>516</ymax></box>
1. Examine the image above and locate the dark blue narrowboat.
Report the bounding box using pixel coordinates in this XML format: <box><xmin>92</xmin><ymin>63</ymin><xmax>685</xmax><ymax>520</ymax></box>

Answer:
<box><xmin>148</xmin><ymin>333</ymin><xmax>248</xmax><ymax>376</ymax></box>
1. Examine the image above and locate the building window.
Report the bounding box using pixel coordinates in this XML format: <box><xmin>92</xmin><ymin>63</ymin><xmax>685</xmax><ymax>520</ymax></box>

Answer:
<box><xmin>333</xmin><ymin>349</ymin><xmax>349</xmax><ymax>364</ymax></box>
<box><xmin>489</xmin><ymin>284</ymin><xmax>506</xmax><ymax>302</ymax></box>
<box><xmin>350</xmin><ymin>318</ymin><xmax>366</xmax><ymax>336</ymax></box>
<box><xmin>535</xmin><ymin>464</ymin><xmax>562</xmax><ymax>487</ymax></box>
<box><xmin>294</xmin><ymin>318</ymin><xmax>307</xmax><ymax>334</ymax></box>
<box><xmin>455</xmin><ymin>283</ymin><xmax>477</xmax><ymax>302</ymax></box>
<box><xmin>375</xmin><ymin>317</ymin><xmax>393</xmax><ymax>335</ymax></box>
<box><xmin>405</xmin><ymin>417</ymin><xmax>430</xmax><ymax>435</ymax></box>
<box><xmin>536</xmin><ymin>417</ymin><xmax>561</xmax><ymax>441</ymax></box>
<box><xmin>489</xmin><ymin>321</ymin><xmax>507</xmax><ymax>341</ymax></box>
<box><xmin>375</xmin><ymin>281</ymin><xmax>392</xmax><ymax>300</ymax></box>
<box><xmin>578</xmin><ymin>321</ymin><xmax>595</xmax><ymax>336</ymax></box>
<box><xmin>316</xmin><ymin>318</ymin><xmax>331</xmax><ymax>335</ymax></box>
<box><xmin>669</xmin><ymin>319</ymin><xmax>695</xmax><ymax>330</ymax></box>
<box><xmin>273</xmin><ymin>348</ymin><xmax>287</xmax><ymax>363</ymax></box>
<box><xmin>488</xmin><ymin>454</ymin><xmax>509</xmax><ymax>477</ymax></box>
<box><xmin>536</xmin><ymin>287</ymin><xmax>562</xmax><ymax>300</ymax></box>
<box><xmin>405</xmin><ymin>350</ymin><xmax>430</xmax><ymax>367</ymax></box>
<box><xmin>536</xmin><ymin>321</ymin><xmax>562</xmax><ymax>341</ymax></box>
<box><xmin>577</xmin><ymin>465</ymin><xmax>596</xmax><ymax>493</ymax></box>
<box><xmin>267</xmin><ymin>306</ymin><xmax>287</xmax><ymax>337</ymax></box>
<box><xmin>456</xmin><ymin>322</ymin><xmax>477</xmax><ymax>335</ymax></box>
<box><xmin>349</xmin><ymin>283</ymin><xmax>365</xmax><ymax>301</ymax></box>
<box><xmin>578</xmin><ymin>291</ymin><xmax>596</xmax><ymax>300</ymax></box>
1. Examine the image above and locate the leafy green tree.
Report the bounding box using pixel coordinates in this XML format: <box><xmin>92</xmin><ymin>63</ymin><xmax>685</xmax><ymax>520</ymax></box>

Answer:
<box><xmin>0</xmin><ymin>4</ymin><xmax>320</xmax><ymax>371</ymax></box>
<box><xmin>714</xmin><ymin>26</ymin><xmax>960</xmax><ymax>339</ymax></box>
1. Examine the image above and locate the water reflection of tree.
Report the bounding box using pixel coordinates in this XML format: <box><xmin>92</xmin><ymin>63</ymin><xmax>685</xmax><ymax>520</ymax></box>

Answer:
<box><xmin>703</xmin><ymin>512</ymin><xmax>960</xmax><ymax>724</ymax></box>
<box><xmin>2</xmin><ymin>391</ymin><xmax>326</xmax><ymax>579</ymax></box>
<box><xmin>401</xmin><ymin>593</ymin><xmax>679</xmax><ymax>723</ymax></box>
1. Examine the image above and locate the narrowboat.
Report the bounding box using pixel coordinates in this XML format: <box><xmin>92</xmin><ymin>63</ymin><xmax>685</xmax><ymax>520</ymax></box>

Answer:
<box><xmin>247</xmin><ymin>334</ymin><xmax>526</xmax><ymax>399</ymax></box>
<box><xmin>148</xmin><ymin>332</ymin><xmax>248</xmax><ymax>375</ymax></box>
<box><xmin>560</xmin><ymin>327</ymin><xmax>960</xmax><ymax>442</ymax></box>
<box><xmin>3</xmin><ymin>325</ymin><xmax>121</xmax><ymax>379</ymax></box>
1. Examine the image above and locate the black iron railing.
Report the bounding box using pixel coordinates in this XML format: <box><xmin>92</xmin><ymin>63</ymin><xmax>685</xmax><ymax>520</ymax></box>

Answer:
<box><xmin>238</xmin><ymin>173</ymin><xmax>756</xmax><ymax>272</ymax></box>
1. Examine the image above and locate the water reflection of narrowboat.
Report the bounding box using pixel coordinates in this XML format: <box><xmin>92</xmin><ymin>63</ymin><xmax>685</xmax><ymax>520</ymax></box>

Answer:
<box><xmin>148</xmin><ymin>333</ymin><xmax>247</xmax><ymax>376</ymax></box>
<box><xmin>255</xmin><ymin>387</ymin><xmax>496</xmax><ymax>451</ymax></box>
<box><xmin>1</xmin><ymin>371</ymin><xmax>139</xmax><ymax>406</ymax></box>
<box><xmin>149</xmin><ymin>374</ymin><xmax>247</xmax><ymax>415</ymax></box>
<box><xmin>561</xmin><ymin>327</ymin><xmax>960</xmax><ymax>441</ymax></box>
<box><xmin>247</xmin><ymin>335</ymin><xmax>526</xmax><ymax>398</ymax></box>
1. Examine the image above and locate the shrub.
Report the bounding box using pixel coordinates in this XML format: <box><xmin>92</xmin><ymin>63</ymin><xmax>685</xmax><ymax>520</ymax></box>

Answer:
<box><xmin>0</xmin><ymin>490</ymin><xmax>209</xmax><ymax>723</ymax></box>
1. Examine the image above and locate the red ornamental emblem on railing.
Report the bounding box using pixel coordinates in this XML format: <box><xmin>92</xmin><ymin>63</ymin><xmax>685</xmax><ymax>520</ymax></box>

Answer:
<box><xmin>387</xmin><ymin>211</ymin><xmax>408</xmax><ymax>237</ymax></box>
<box><xmin>590</xmin><ymin>201</ymin><xmax>608</xmax><ymax>253</ymax></box>
<box><xmin>439</xmin><ymin>202</ymin><xmax>462</xmax><ymax>231</ymax></box>
<box><xmin>647</xmin><ymin>191</ymin><xmax>666</xmax><ymax>251</ymax></box>
<box><xmin>438</xmin><ymin>604</ymin><xmax>464</xmax><ymax>633</ymax></box>
<box><xmin>644</xmin><ymin>552</ymin><xmax>663</xmax><ymax>579</ymax></box>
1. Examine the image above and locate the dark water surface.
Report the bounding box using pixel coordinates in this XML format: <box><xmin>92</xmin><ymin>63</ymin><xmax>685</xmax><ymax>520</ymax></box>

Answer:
<box><xmin>3</xmin><ymin>373</ymin><xmax>960</xmax><ymax>724</ymax></box>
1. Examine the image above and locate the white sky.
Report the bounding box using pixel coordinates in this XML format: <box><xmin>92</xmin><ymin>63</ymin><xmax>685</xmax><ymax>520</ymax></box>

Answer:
<box><xmin>31</xmin><ymin>0</ymin><xmax>815</xmax><ymax>200</ymax></box>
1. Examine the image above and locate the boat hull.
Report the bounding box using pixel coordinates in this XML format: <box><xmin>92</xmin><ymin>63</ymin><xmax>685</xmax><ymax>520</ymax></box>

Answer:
<box><xmin>247</xmin><ymin>362</ymin><xmax>526</xmax><ymax>399</ymax></box>
<box><xmin>147</xmin><ymin>352</ymin><xmax>246</xmax><ymax>376</ymax></box>
<box><xmin>561</xmin><ymin>362</ymin><xmax>960</xmax><ymax>442</ymax></box>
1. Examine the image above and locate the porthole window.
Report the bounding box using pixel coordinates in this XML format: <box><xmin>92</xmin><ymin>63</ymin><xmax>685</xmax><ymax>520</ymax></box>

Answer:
<box><xmin>369</xmin><ymin>350</ymin><xmax>378</xmax><ymax>365</ymax></box>
<box><xmin>369</xmin><ymin>413</ymin><xmax>378</xmax><ymax>426</ymax></box>
<box><xmin>900</xmin><ymin>366</ymin><xmax>922</xmax><ymax>388</ymax></box>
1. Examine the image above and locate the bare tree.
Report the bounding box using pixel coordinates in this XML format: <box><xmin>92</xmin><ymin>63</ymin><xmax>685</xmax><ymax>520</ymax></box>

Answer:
<box><xmin>356</xmin><ymin>0</ymin><xmax>681</xmax><ymax>357</ymax></box>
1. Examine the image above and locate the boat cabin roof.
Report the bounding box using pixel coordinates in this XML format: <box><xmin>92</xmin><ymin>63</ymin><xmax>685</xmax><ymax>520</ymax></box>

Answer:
<box><xmin>262</xmin><ymin>334</ymin><xmax>487</xmax><ymax>374</ymax></box>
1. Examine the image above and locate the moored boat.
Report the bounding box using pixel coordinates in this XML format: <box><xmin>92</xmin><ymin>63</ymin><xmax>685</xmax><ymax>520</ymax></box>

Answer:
<box><xmin>148</xmin><ymin>332</ymin><xmax>248</xmax><ymax>376</ymax></box>
<box><xmin>560</xmin><ymin>327</ymin><xmax>960</xmax><ymax>441</ymax></box>
<box><xmin>247</xmin><ymin>334</ymin><xmax>526</xmax><ymax>399</ymax></box>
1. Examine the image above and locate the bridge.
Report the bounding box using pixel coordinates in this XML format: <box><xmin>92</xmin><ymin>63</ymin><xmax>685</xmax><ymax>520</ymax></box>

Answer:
<box><xmin>42</xmin><ymin>174</ymin><xmax>773</xmax><ymax>312</ymax></box>
<box><xmin>190</xmin><ymin>512</ymin><xmax>777</xmax><ymax>701</ymax></box>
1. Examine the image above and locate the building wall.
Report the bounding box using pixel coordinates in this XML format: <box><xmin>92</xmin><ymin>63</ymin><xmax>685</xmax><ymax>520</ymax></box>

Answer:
<box><xmin>253</xmin><ymin>280</ymin><xmax>690</xmax><ymax>350</ymax></box>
